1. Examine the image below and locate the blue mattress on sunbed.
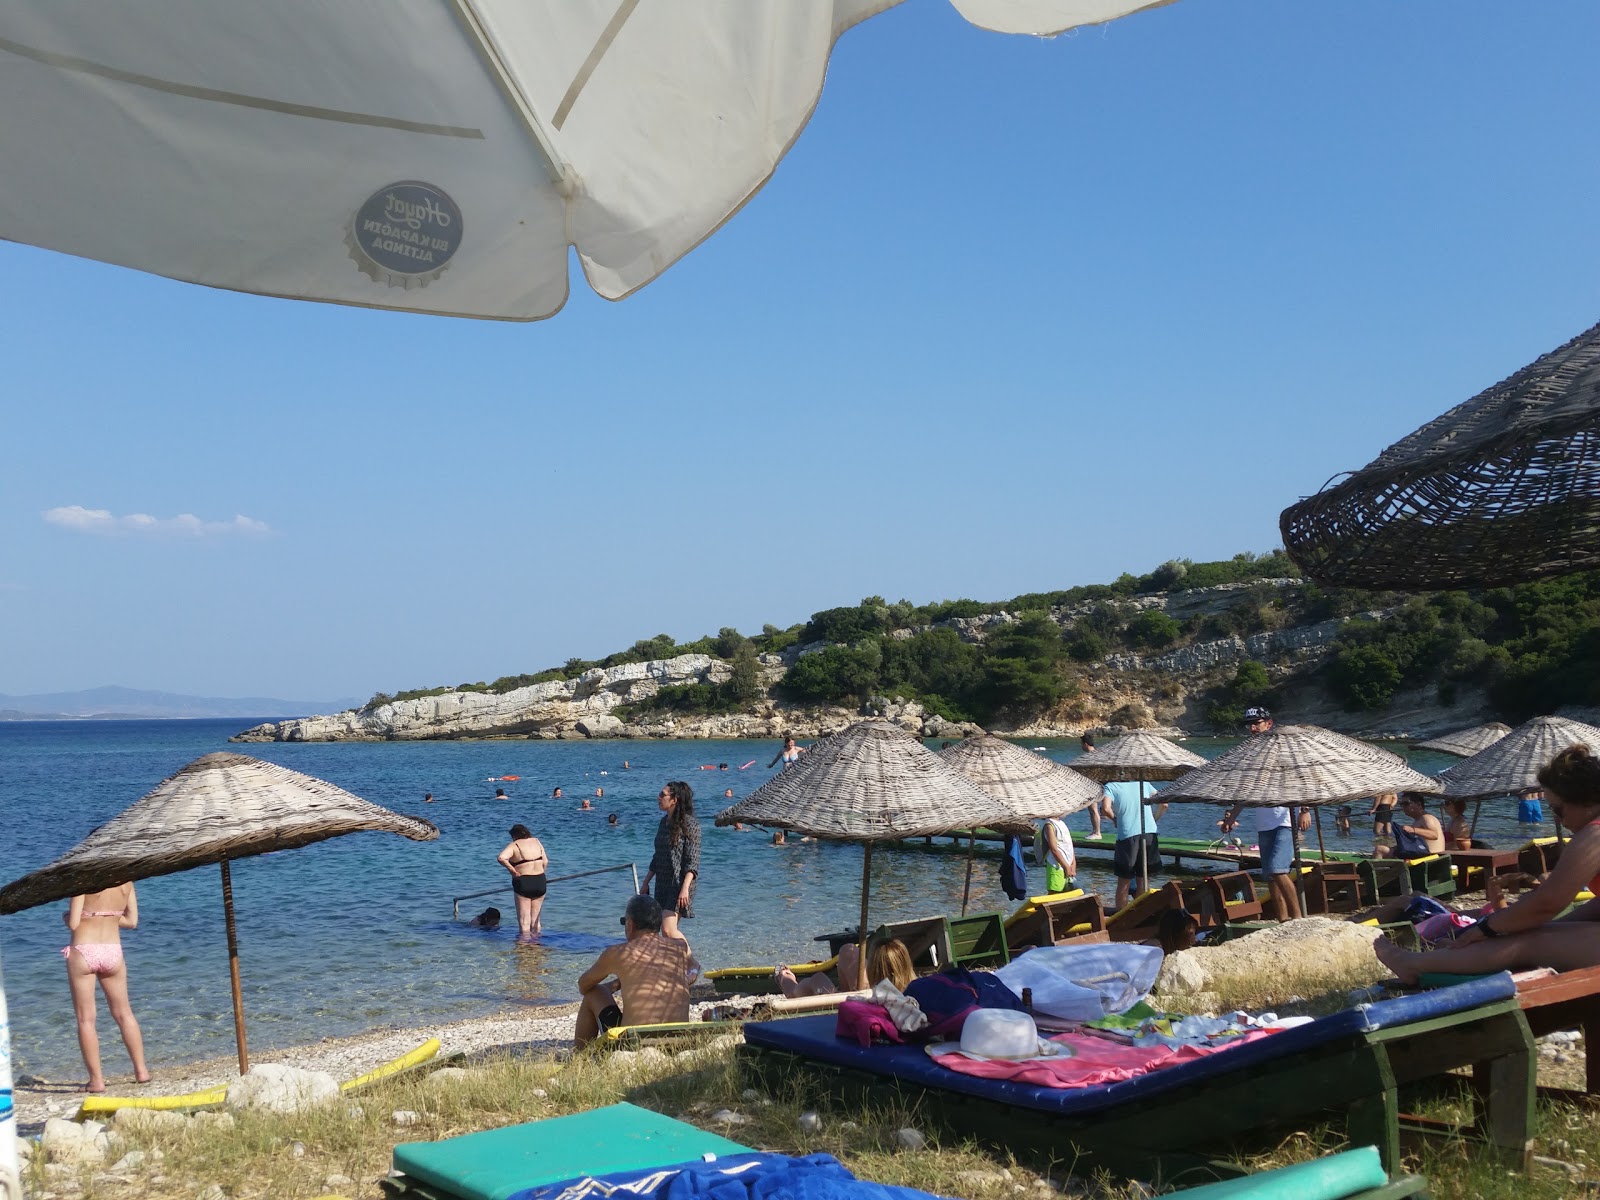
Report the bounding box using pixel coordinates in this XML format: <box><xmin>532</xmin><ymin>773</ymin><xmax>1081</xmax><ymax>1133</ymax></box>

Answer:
<box><xmin>744</xmin><ymin>972</ymin><xmax>1516</xmax><ymax>1116</ymax></box>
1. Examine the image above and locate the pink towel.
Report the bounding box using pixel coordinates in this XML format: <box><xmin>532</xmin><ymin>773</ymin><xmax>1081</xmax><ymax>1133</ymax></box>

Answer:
<box><xmin>928</xmin><ymin>1029</ymin><xmax>1274</xmax><ymax>1088</ymax></box>
<box><xmin>836</xmin><ymin>1000</ymin><xmax>906</xmax><ymax>1047</ymax></box>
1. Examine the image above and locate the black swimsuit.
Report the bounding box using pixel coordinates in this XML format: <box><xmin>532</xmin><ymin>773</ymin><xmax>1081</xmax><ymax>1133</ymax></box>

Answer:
<box><xmin>511</xmin><ymin>841</ymin><xmax>547</xmax><ymax>898</ymax></box>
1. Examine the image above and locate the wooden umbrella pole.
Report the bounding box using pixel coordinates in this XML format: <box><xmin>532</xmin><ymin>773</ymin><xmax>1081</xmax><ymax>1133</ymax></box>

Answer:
<box><xmin>1472</xmin><ymin>798</ymin><xmax>1484</xmax><ymax>844</ymax></box>
<box><xmin>219</xmin><ymin>858</ymin><xmax>249</xmax><ymax>1075</ymax></box>
<box><xmin>1137</xmin><ymin>777</ymin><xmax>1150</xmax><ymax>894</ymax></box>
<box><xmin>1290</xmin><ymin>817</ymin><xmax>1306</xmax><ymax>919</ymax></box>
<box><xmin>960</xmin><ymin>834</ymin><xmax>976</xmax><ymax>917</ymax></box>
<box><xmin>857</xmin><ymin>844</ymin><xmax>873</xmax><ymax>990</ymax></box>
<box><xmin>1314</xmin><ymin>808</ymin><xmax>1327</xmax><ymax>862</ymax></box>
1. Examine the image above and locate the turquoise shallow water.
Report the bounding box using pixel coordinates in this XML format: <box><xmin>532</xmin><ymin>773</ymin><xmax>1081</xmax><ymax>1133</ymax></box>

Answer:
<box><xmin>0</xmin><ymin>720</ymin><xmax>1529</xmax><ymax>1077</ymax></box>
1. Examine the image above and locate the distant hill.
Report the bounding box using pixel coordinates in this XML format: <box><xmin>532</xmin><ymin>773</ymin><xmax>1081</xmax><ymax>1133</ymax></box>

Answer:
<box><xmin>0</xmin><ymin>685</ymin><xmax>361</xmax><ymax>720</ymax></box>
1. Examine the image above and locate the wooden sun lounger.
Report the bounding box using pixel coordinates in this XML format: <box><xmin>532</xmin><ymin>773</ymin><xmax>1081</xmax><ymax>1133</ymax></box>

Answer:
<box><xmin>1515</xmin><ymin>963</ymin><xmax>1600</xmax><ymax>1102</ymax></box>
<box><xmin>741</xmin><ymin>973</ymin><xmax>1534</xmax><ymax>1179</ymax></box>
<box><xmin>1005</xmin><ymin>894</ymin><xmax>1108</xmax><ymax>953</ymax></box>
<box><xmin>1108</xmin><ymin>872</ymin><xmax>1263</xmax><ymax>942</ymax></box>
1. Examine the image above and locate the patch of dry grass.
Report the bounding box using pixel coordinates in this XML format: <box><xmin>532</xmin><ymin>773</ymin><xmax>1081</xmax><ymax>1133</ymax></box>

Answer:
<box><xmin>21</xmin><ymin>1025</ymin><xmax>1599</xmax><ymax>1200</ymax></box>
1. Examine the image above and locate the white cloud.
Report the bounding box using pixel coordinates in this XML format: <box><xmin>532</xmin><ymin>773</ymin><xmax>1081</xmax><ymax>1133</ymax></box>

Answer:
<box><xmin>43</xmin><ymin>506</ymin><xmax>273</xmax><ymax>538</ymax></box>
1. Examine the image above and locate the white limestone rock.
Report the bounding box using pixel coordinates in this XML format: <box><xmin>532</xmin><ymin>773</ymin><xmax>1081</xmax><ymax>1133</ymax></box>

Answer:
<box><xmin>225</xmin><ymin>1064</ymin><xmax>340</xmax><ymax>1113</ymax></box>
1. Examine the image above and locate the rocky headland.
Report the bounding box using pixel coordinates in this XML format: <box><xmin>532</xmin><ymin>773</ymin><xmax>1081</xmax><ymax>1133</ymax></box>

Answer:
<box><xmin>234</xmin><ymin>576</ymin><xmax>1522</xmax><ymax>744</ymax></box>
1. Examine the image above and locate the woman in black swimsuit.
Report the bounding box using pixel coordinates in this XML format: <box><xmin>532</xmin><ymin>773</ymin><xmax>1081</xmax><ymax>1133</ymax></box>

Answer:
<box><xmin>497</xmin><ymin>823</ymin><xmax>549</xmax><ymax>937</ymax></box>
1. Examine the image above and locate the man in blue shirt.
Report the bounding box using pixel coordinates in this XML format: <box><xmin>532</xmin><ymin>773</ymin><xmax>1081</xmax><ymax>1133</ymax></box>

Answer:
<box><xmin>1102</xmin><ymin>779</ymin><xmax>1167</xmax><ymax>910</ymax></box>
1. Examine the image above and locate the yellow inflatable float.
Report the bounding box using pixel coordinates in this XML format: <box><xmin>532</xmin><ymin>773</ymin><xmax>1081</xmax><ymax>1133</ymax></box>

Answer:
<box><xmin>76</xmin><ymin>1037</ymin><xmax>440</xmax><ymax>1119</ymax></box>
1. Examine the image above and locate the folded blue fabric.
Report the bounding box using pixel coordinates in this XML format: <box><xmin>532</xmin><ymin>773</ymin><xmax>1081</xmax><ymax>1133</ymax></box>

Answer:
<box><xmin>510</xmin><ymin>1152</ymin><xmax>946</xmax><ymax>1200</ymax></box>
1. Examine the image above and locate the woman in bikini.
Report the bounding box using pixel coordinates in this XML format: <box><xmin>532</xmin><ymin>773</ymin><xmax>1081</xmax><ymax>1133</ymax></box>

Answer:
<box><xmin>62</xmin><ymin>881</ymin><xmax>150</xmax><ymax>1092</ymax></box>
<box><xmin>496</xmin><ymin>824</ymin><xmax>549</xmax><ymax>937</ymax></box>
<box><xmin>1375</xmin><ymin>743</ymin><xmax>1600</xmax><ymax>984</ymax></box>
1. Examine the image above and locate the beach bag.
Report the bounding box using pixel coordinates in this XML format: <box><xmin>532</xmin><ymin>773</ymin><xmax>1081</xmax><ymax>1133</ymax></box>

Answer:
<box><xmin>904</xmin><ymin>973</ymin><xmax>980</xmax><ymax>1038</ymax></box>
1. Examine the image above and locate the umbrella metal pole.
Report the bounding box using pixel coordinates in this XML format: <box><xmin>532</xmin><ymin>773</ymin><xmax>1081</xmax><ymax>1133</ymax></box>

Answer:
<box><xmin>857</xmin><ymin>844</ymin><xmax>873</xmax><ymax>990</ymax></box>
<box><xmin>961</xmin><ymin>834</ymin><xmax>977</xmax><ymax>917</ymax></box>
<box><xmin>219</xmin><ymin>858</ymin><xmax>249</xmax><ymax>1075</ymax></box>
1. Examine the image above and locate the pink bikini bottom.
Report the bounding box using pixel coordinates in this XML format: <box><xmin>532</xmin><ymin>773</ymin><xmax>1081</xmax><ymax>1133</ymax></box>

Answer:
<box><xmin>62</xmin><ymin>944</ymin><xmax>123</xmax><ymax>975</ymax></box>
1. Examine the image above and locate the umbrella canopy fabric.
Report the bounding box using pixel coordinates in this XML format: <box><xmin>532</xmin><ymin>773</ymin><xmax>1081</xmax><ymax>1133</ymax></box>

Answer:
<box><xmin>0</xmin><ymin>0</ymin><xmax>1168</xmax><ymax>322</ymax></box>
<box><xmin>714</xmin><ymin>720</ymin><xmax>1012</xmax><ymax>838</ymax></box>
<box><xmin>935</xmin><ymin>734</ymin><xmax>1103</xmax><ymax>822</ymax></box>
<box><xmin>1158</xmin><ymin>725</ymin><xmax>1439</xmax><ymax>808</ymax></box>
<box><xmin>1281</xmin><ymin>319</ymin><xmax>1600</xmax><ymax>589</ymax></box>
<box><xmin>0</xmin><ymin>752</ymin><xmax>438</xmax><ymax>914</ymax></box>
<box><xmin>1438</xmin><ymin>715</ymin><xmax>1600</xmax><ymax>799</ymax></box>
<box><xmin>1067</xmin><ymin>731</ymin><xmax>1208</xmax><ymax>785</ymax></box>
<box><xmin>1414</xmin><ymin>722</ymin><xmax>1512</xmax><ymax>759</ymax></box>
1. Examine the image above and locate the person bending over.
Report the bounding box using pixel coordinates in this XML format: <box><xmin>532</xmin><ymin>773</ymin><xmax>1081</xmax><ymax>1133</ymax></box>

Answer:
<box><xmin>575</xmin><ymin>895</ymin><xmax>690</xmax><ymax>1048</ymax></box>
<box><xmin>1375</xmin><ymin>744</ymin><xmax>1600</xmax><ymax>985</ymax></box>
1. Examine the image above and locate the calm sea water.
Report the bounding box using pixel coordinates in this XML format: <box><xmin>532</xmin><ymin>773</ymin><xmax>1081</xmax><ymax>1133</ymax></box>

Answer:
<box><xmin>0</xmin><ymin>720</ymin><xmax>1528</xmax><ymax>1077</ymax></box>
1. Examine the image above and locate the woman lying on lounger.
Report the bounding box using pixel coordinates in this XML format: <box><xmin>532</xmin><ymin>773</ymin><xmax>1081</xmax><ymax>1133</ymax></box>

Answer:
<box><xmin>1375</xmin><ymin>743</ymin><xmax>1600</xmax><ymax>985</ymax></box>
<box><xmin>776</xmin><ymin>938</ymin><xmax>914</xmax><ymax>998</ymax></box>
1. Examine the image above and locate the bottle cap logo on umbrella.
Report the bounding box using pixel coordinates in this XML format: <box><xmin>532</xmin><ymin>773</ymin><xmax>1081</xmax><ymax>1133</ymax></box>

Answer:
<box><xmin>348</xmin><ymin>180</ymin><xmax>463</xmax><ymax>288</ymax></box>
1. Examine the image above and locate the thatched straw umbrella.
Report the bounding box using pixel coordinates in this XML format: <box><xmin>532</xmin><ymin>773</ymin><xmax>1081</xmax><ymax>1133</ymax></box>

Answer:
<box><xmin>0</xmin><ymin>752</ymin><xmax>438</xmax><ymax>1074</ymax></box>
<box><xmin>1281</xmin><ymin>319</ymin><xmax>1600</xmax><ymax>590</ymax></box>
<box><xmin>936</xmin><ymin>733</ymin><xmax>1104</xmax><ymax>913</ymax></box>
<box><xmin>1414</xmin><ymin>722</ymin><xmax>1512</xmax><ymax>836</ymax></box>
<box><xmin>1437</xmin><ymin>715</ymin><xmax>1600</xmax><ymax>845</ymax></box>
<box><xmin>1068</xmin><ymin>732</ymin><xmax>1208</xmax><ymax>892</ymax></box>
<box><xmin>1160</xmin><ymin>725</ymin><xmax>1439</xmax><ymax>909</ymax></box>
<box><xmin>715</xmin><ymin>720</ymin><xmax>1012</xmax><ymax>987</ymax></box>
<box><xmin>1415</xmin><ymin>723</ymin><xmax>1512</xmax><ymax>758</ymax></box>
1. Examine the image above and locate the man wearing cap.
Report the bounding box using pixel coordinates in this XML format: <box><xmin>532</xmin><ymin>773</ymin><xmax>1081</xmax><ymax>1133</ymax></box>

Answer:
<box><xmin>1103</xmin><ymin>776</ymin><xmax>1166</xmax><ymax>911</ymax></box>
<box><xmin>574</xmin><ymin>894</ymin><xmax>691</xmax><ymax>1047</ymax></box>
<box><xmin>1220</xmin><ymin>708</ymin><xmax>1311</xmax><ymax>922</ymax></box>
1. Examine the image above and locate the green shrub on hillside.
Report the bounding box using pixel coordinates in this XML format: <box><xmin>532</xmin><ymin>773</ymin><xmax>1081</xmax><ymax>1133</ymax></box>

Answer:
<box><xmin>1127</xmin><ymin>608</ymin><xmax>1181</xmax><ymax>649</ymax></box>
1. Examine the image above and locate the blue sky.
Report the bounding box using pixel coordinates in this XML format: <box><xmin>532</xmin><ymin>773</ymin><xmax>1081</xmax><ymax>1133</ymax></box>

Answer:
<box><xmin>4</xmin><ymin>0</ymin><xmax>1598</xmax><ymax>701</ymax></box>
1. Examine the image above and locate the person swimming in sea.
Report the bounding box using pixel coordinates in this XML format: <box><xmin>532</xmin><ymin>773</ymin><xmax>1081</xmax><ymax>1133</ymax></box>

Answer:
<box><xmin>469</xmin><ymin>907</ymin><xmax>502</xmax><ymax>929</ymax></box>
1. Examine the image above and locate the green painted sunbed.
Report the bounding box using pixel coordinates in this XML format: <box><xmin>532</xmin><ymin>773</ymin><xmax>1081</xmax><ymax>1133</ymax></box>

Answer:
<box><xmin>383</xmin><ymin>1102</ymin><xmax>750</xmax><ymax>1200</ymax></box>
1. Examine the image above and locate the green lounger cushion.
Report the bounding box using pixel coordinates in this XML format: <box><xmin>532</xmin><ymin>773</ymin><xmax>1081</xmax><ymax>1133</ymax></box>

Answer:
<box><xmin>1164</xmin><ymin>1146</ymin><xmax>1388</xmax><ymax>1199</ymax></box>
<box><xmin>392</xmin><ymin>1102</ymin><xmax>751</xmax><ymax>1200</ymax></box>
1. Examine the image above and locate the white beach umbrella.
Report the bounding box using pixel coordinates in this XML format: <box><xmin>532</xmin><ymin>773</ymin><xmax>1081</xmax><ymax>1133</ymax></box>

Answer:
<box><xmin>0</xmin><ymin>1</ymin><xmax>1170</xmax><ymax>321</ymax></box>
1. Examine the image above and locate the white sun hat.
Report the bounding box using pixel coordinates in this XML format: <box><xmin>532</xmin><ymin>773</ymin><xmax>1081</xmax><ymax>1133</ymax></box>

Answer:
<box><xmin>939</xmin><ymin>1009</ymin><xmax>1066</xmax><ymax>1062</ymax></box>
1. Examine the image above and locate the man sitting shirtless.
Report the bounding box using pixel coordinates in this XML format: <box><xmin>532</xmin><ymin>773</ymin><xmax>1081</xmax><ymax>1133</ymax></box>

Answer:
<box><xmin>575</xmin><ymin>895</ymin><xmax>691</xmax><ymax>1048</ymax></box>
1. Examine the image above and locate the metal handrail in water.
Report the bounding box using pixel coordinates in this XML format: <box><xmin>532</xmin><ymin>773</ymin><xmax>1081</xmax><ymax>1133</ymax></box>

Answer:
<box><xmin>452</xmin><ymin>861</ymin><xmax>640</xmax><ymax>918</ymax></box>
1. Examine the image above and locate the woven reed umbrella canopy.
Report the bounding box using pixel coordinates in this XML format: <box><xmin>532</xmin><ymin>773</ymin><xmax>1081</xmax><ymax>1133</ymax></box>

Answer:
<box><xmin>1161</xmin><ymin>725</ymin><xmax>1438</xmax><ymax>807</ymax></box>
<box><xmin>1162</xmin><ymin>726</ymin><xmax>1439</xmax><ymax>900</ymax></box>
<box><xmin>1067</xmin><ymin>732</ymin><xmax>1208</xmax><ymax>785</ymax></box>
<box><xmin>936</xmin><ymin>734</ymin><xmax>1103</xmax><ymax>914</ymax></box>
<box><xmin>715</xmin><ymin>720</ymin><xmax>1013</xmax><ymax>986</ymax></box>
<box><xmin>0</xmin><ymin>752</ymin><xmax>438</xmax><ymax>1073</ymax></box>
<box><xmin>1429</xmin><ymin>716</ymin><xmax>1600</xmax><ymax>847</ymax></box>
<box><xmin>1437</xmin><ymin>715</ymin><xmax>1600</xmax><ymax>799</ymax></box>
<box><xmin>936</xmin><ymin>735</ymin><xmax>1103</xmax><ymax>821</ymax></box>
<box><xmin>1281</xmin><ymin>319</ymin><xmax>1600</xmax><ymax>590</ymax></box>
<box><xmin>1068</xmin><ymin>732</ymin><xmax>1209</xmax><ymax>891</ymax></box>
<box><xmin>1414</xmin><ymin>723</ymin><xmax>1513</xmax><ymax>758</ymax></box>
